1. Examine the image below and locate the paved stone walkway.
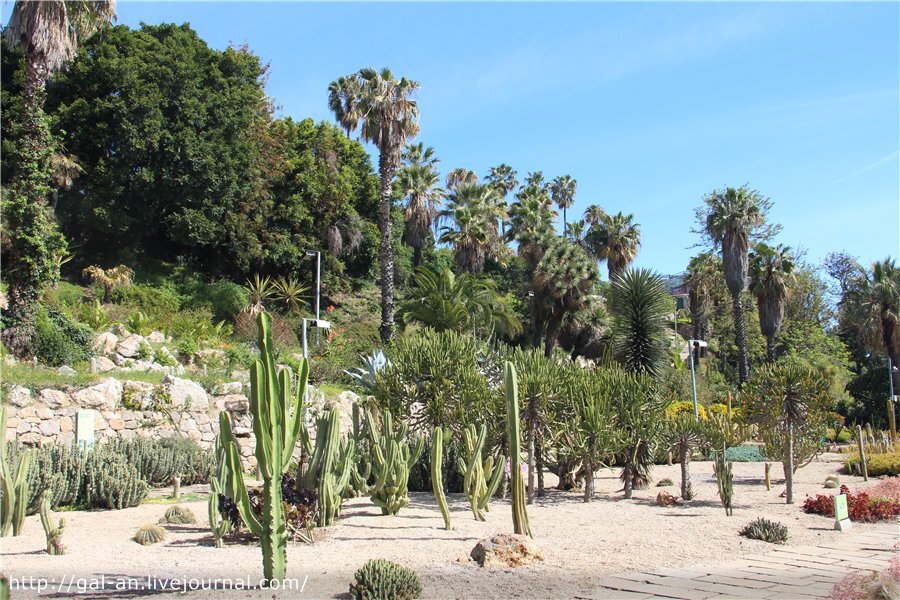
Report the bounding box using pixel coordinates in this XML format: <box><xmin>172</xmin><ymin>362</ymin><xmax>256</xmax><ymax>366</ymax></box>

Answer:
<box><xmin>585</xmin><ymin>523</ymin><xmax>898</xmax><ymax>599</ymax></box>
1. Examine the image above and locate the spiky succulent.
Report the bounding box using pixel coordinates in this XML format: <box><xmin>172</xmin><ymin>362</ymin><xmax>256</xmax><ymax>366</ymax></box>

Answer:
<box><xmin>160</xmin><ymin>506</ymin><xmax>196</xmax><ymax>525</ymax></box>
<box><xmin>739</xmin><ymin>518</ymin><xmax>788</xmax><ymax>544</ymax></box>
<box><xmin>349</xmin><ymin>559</ymin><xmax>421</xmax><ymax>600</ymax></box>
<box><xmin>134</xmin><ymin>524</ymin><xmax>166</xmax><ymax>546</ymax></box>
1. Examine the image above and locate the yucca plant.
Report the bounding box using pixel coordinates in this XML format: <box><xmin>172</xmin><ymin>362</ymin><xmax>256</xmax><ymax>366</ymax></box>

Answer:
<box><xmin>273</xmin><ymin>276</ymin><xmax>309</xmax><ymax>313</ymax></box>
<box><xmin>243</xmin><ymin>274</ymin><xmax>276</xmax><ymax>316</ymax></box>
<box><xmin>608</xmin><ymin>268</ymin><xmax>670</xmax><ymax>377</ymax></box>
<box><xmin>82</xmin><ymin>264</ymin><xmax>133</xmax><ymax>303</ymax></box>
<box><xmin>664</xmin><ymin>413</ymin><xmax>711</xmax><ymax>501</ymax></box>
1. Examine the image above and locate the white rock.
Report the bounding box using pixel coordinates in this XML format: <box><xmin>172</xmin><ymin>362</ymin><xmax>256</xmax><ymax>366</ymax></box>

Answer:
<box><xmin>57</xmin><ymin>365</ymin><xmax>77</xmax><ymax>376</ymax></box>
<box><xmin>39</xmin><ymin>420</ymin><xmax>60</xmax><ymax>436</ymax></box>
<box><xmin>38</xmin><ymin>389</ymin><xmax>69</xmax><ymax>408</ymax></box>
<box><xmin>161</xmin><ymin>375</ymin><xmax>209</xmax><ymax>411</ymax></box>
<box><xmin>93</xmin><ymin>332</ymin><xmax>118</xmax><ymax>354</ymax></box>
<box><xmin>116</xmin><ymin>334</ymin><xmax>145</xmax><ymax>358</ymax></box>
<box><xmin>7</xmin><ymin>385</ymin><xmax>32</xmax><ymax>407</ymax></box>
<box><xmin>110</xmin><ymin>324</ymin><xmax>130</xmax><ymax>337</ymax></box>
<box><xmin>214</xmin><ymin>394</ymin><xmax>249</xmax><ymax>413</ymax></box>
<box><xmin>123</xmin><ymin>380</ymin><xmax>157</xmax><ymax>409</ymax></box>
<box><xmin>90</xmin><ymin>356</ymin><xmax>116</xmax><ymax>373</ymax></box>
<box><xmin>176</xmin><ymin>364</ymin><xmax>185</xmax><ymax>375</ymax></box>
<box><xmin>71</xmin><ymin>378</ymin><xmax>123</xmax><ymax>411</ymax></box>
<box><xmin>112</xmin><ymin>353</ymin><xmax>131</xmax><ymax>367</ymax></box>
<box><xmin>212</xmin><ymin>381</ymin><xmax>243</xmax><ymax>395</ymax></box>
<box><xmin>147</xmin><ymin>331</ymin><xmax>166</xmax><ymax>344</ymax></box>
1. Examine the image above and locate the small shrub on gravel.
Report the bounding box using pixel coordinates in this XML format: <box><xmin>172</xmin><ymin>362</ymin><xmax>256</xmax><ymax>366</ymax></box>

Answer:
<box><xmin>739</xmin><ymin>518</ymin><xmax>788</xmax><ymax>544</ymax></box>
<box><xmin>656</xmin><ymin>478</ymin><xmax>674</xmax><ymax>487</ymax></box>
<box><xmin>802</xmin><ymin>485</ymin><xmax>900</xmax><ymax>523</ymax></box>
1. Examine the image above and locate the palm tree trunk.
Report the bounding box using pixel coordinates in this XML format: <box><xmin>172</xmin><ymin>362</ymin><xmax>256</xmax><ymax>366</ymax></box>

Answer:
<box><xmin>622</xmin><ymin>454</ymin><xmax>634</xmax><ymax>499</ymax></box>
<box><xmin>562</xmin><ymin>207</ymin><xmax>567</xmax><ymax>236</ymax></box>
<box><xmin>784</xmin><ymin>420</ymin><xmax>794</xmax><ymax>504</ymax></box>
<box><xmin>377</xmin><ymin>152</ymin><xmax>397</xmax><ymax>344</ymax></box>
<box><xmin>412</xmin><ymin>246</ymin><xmax>422</xmax><ymax>268</ymax></box>
<box><xmin>680</xmin><ymin>441</ymin><xmax>693</xmax><ymax>501</ymax></box>
<box><xmin>583</xmin><ymin>458</ymin><xmax>593</xmax><ymax>502</ymax></box>
<box><xmin>536</xmin><ymin>441</ymin><xmax>545</xmax><ymax>497</ymax></box>
<box><xmin>731</xmin><ymin>291</ymin><xmax>749</xmax><ymax>384</ymax></box>
<box><xmin>766</xmin><ymin>334</ymin><xmax>777</xmax><ymax>364</ymax></box>
<box><xmin>544</xmin><ymin>313</ymin><xmax>561</xmax><ymax>358</ymax></box>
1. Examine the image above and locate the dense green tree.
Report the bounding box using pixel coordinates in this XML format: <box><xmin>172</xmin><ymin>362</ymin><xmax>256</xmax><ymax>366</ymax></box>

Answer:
<box><xmin>329</xmin><ymin>68</ymin><xmax>420</xmax><ymax>343</ymax></box>
<box><xmin>696</xmin><ymin>185</ymin><xmax>777</xmax><ymax>385</ymax></box>
<box><xmin>749</xmin><ymin>243</ymin><xmax>795</xmax><ymax>363</ymax></box>
<box><xmin>842</xmin><ymin>258</ymin><xmax>900</xmax><ymax>384</ymax></box>
<box><xmin>585</xmin><ymin>212</ymin><xmax>642</xmax><ymax>280</ymax></box>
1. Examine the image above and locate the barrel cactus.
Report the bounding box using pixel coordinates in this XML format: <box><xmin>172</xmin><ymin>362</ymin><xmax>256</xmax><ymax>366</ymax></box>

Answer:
<box><xmin>134</xmin><ymin>524</ymin><xmax>166</xmax><ymax>546</ymax></box>
<box><xmin>349</xmin><ymin>559</ymin><xmax>421</xmax><ymax>600</ymax></box>
<box><xmin>160</xmin><ymin>505</ymin><xmax>196</xmax><ymax>525</ymax></box>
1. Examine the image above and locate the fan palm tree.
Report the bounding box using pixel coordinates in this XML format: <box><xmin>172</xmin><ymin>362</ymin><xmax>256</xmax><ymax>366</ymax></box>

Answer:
<box><xmin>843</xmin><ymin>258</ymin><xmax>900</xmax><ymax>384</ymax></box>
<box><xmin>698</xmin><ymin>186</ymin><xmax>775</xmax><ymax>384</ymax></box>
<box><xmin>608</xmin><ymin>268</ymin><xmax>670</xmax><ymax>376</ymax></box>
<box><xmin>749</xmin><ymin>243</ymin><xmax>795</xmax><ymax>363</ymax></box>
<box><xmin>445</xmin><ymin>168</ymin><xmax>477</xmax><ymax>191</ymax></box>
<box><xmin>401</xmin><ymin>142</ymin><xmax>438</xmax><ymax>168</ymax></box>
<box><xmin>439</xmin><ymin>183</ymin><xmax>502</xmax><ymax>274</ymax></box>
<box><xmin>586</xmin><ymin>212</ymin><xmax>642</xmax><ymax>279</ymax></box>
<box><xmin>506</xmin><ymin>186</ymin><xmax>555</xmax><ymax>270</ymax></box>
<box><xmin>484</xmin><ymin>164</ymin><xmax>518</xmax><ymax>236</ymax></box>
<box><xmin>584</xmin><ymin>204</ymin><xmax>606</xmax><ymax>226</ymax></box>
<box><xmin>396</xmin><ymin>162</ymin><xmax>444</xmax><ymax>266</ymax></box>
<box><xmin>48</xmin><ymin>151</ymin><xmax>83</xmax><ymax>210</ymax></box>
<box><xmin>397</xmin><ymin>266</ymin><xmax>522</xmax><ymax>338</ymax></box>
<box><xmin>683</xmin><ymin>252</ymin><xmax>721</xmax><ymax>342</ymax></box>
<box><xmin>549</xmin><ymin>175</ymin><xmax>577</xmax><ymax>234</ymax></box>
<box><xmin>329</xmin><ymin>68</ymin><xmax>420</xmax><ymax>343</ymax></box>
<box><xmin>532</xmin><ymin>237</ymin><xmax>598</xmax><ymax>357</ymax></box>
<box><xmin>524</xmin><ymin>171</ymin><xmax>546</xmax><ymax>191</ymax></box>
<box><xmin>327</xmin><ymin>75</ymin><xmax>361</xmax><ymax>138</ymax></box>
<box><xmin>82</xmin><ymin>264</ymin><xmax>133</xmax><ymax>303</ymax></box>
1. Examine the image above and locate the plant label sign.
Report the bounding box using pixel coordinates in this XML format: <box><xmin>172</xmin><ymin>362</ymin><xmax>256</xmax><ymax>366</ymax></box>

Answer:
<box><xmin>76</xmin><ymin>410</ymin><xmax>95</xmax><ymax>450</ymax></box>
<box><xmin>834</xmin><ymin>494</ymin><xmax>851</xmax><ymax>532</ymax></box>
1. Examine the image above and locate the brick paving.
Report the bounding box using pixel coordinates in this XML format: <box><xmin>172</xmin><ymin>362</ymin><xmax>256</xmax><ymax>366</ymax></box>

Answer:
<box><xmin>584</xmin><ymin>523</ymin><xmax>898</xmax><ymax>599</ymax></box>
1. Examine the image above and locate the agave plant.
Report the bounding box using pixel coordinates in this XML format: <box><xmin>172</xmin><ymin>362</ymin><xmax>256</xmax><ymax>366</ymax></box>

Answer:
<box><xmin>345</xmin><ymin>350</ymin><xmax>390</xmax><ymax>392</ymax></box>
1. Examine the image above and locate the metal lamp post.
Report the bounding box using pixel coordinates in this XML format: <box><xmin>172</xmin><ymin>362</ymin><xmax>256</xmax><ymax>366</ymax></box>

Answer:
<box><xmin>306</xmin><ymin>251</ymin><xmax>321</xmax><ymax>345</ymax></box>
<box><xmin>889</xmin><ymin>358</ymin><xmax>898</xmax><ymax>442</ymax></box>
<box><xmin>688</xmin><ymin>339</ymin><xmax>707</xmax><ymax>420</ymax></box>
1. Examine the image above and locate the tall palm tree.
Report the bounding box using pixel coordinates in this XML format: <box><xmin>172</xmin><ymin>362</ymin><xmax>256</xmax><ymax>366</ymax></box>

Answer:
<box><xmin>683</xmin><ymin>252</ymin><xmax>721</xmax><ymax>342</ymax></box>
<box><xmin>329</xmin><ymin>68</ymin><xmax>420</xmax><ymax>343</ymax></box>
<box><xmin>524</xmin><ymin>171</ymin><xmax>546</xmax><ymax>190</ymax></box>
<box><xmin>585</xmin><ymin>212</ymin><xmax>641</xmax><ymax>280</ymax></box>
<box><xmin>445</xmin><ymin>167</ymin><xmax>477</xmax><ymax>191</ymax></box>
<box><xmin>584</xmin><ymin>204</ymin><xmax>606</xmax><ymax>226</ymax></box>
<box><xmin>401</xmin><ymin>142</ymin><xmax>438</xmax><ymax>168</ymax></box>
<box><xmin>396</xmin><ymin>159</ymin><xmax>444</xmax><ymax>267</ymax></box>
<box><xmin>549</xmin><ymin>175</ymin><xmax>577</xmax><ymax>234</ymax></box>
<box><xmin>698</xmin><ymin>186</ymin><xmax>774</xmax><ymax>384</ymax></box>
<box><xmin>843</xmin><ymin>258</ymin><xmax>900</xmax><ymax>387</ymax></box>
<box><xmin>484</xmin><ymin>164</ymin><xmax>518</xmax><ymax>236</ymax></box>
<box><xmin>506</xmin><ymin>185</ymin><xmax>555</xmax><ymax>270</ymax></box>
<box><xmin>439</xmin><ymin>183</ymin><xmax>502</xmax><ymax>274</ymax></box>
<box><xmin>608</xmin><ymin>268</ymin><xmax>670</xmax><ymax>376</ymax></box>
<box><xmin>48</xmin><ymin>150</ymin><xmax>83</xmax><ymax>210</ymax></box>
<box><xmin>327</xmin><ymin>75</ymin><xmax>361</xmax><ymax>138</ymax></box>
<box><xmin>749</xmin><ymin>243</ymin><xmax>795</xmax><ymax>363</ymax></box>
<box><xmin>2</xmin><ymin>0</ymin><xmax>116</xmax><ymax>354</ymax></box>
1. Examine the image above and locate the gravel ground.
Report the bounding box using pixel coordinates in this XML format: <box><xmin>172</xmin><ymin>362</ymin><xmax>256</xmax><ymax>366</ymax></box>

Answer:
<box><xmin>0</xmin><ymin>454</ymin><xmax>885</xmax><ymax>599</ymax></box>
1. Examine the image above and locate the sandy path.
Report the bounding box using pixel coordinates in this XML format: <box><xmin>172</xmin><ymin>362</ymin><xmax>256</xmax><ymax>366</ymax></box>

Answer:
<box><xmin>0</xmin><ymin>456</ymin><xmax>889</xmax><ymax>599</ymax></box>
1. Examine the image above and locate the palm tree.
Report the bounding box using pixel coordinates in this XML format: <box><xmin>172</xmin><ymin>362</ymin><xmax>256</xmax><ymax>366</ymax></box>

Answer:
<box><xmin>48</xmin><ymin>150</ymin><xmax>83</xmax><ymax>210</ymax></box>
<box><xmin>329</xmin><ymin>68</ymin><xmax>420</xmax><ymax>343</ymax></box>
<box><xmin>843</xmin><ymin>258</ymin><xmax>900</xmax><ymax>387</ymax></box>
<box><xmin>397</xmin><ymin>265</ymin><xmax>521</xmax><ymax>338</ymax></box>
<box><xmin>608</xmin><ymin>268</ymin><xmax>670</xmax><ymax>376</ymax></box>
<box><xmin>82</xmin><ymin>264</ymin><xmax>133</xmax><ymax>303</ymax></box>
<box><xmin>484</xmin><ymin>164</ymin><xmax>518</xmax><ymax>236</ymax></box>
<box><xmin>549</xmin><ymin>175</ymin><xmax>577</xmax><ymax>234</ymax></box>
<box><xmin>445</xmin><ymin>168</ymin><xmax>477</xmax><ymax>191</ymax></box>
<box><xmin>401</xmin><ymin>142</ymin><xmax>438</xmax><ymax>168</ymax></box>
<box><xmin>439</xmin><ymin>183</ymin><xmax>502</xmax><ymax>274</ymax></box>
<box><xmin>586</xmin><ymin>212</ymin><xmax>641</xmax><ymax>280</ymax></box>
<box><xmin>327</xmin><ymin>75</ymin><xmax>361</xmax><ymax>138</ymax></box>
<box><xmin>565</xmin><ymin>219</ymin><xmax>588</xmax><ymax>246</ymax></box>
<box><xmin>698</xmin><ymin>185</ymin><xmax>774</xmax><ymax>384</ymax></box>
<box><xmin>749</xmin><ymin>243</ymin><xmax>795</xmax><ymax>363</ymax></box>
<box><xmin>584</xmin><ymin>204</ymin><xmax>606</xmax><ymax>226</ymax></box>
<box><xmin>683</xmin><ymin>252</ymin><xmax>721</xmax><ymax>342</ymax></box>
<box><xmin>397</xmin><ymin>161</ymin><xmax>444</xmax><ymax>267</ymax></box>
<box><xmin>2</xmin><ymin>0</ymin><xmax>116</xmax><ymax>353</ymax></box>
<box><xmin>532</xmin><ymin>237</ymin><xmax>598</xmax><ymax>357</ymax></box>
<box><xmin>524</xmin><ymin>171</ymin><xmax>546</xmax><ymax>191</ymax></box>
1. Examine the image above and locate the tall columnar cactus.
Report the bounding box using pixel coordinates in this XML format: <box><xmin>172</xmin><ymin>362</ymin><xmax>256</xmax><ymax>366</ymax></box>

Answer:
<box><xmin>714</xmin><ymin>445</ymin><xmax>734</xmax><ymax>516</ymax></box>
<box><xmin>346</xmin><ymin>402</ymin><xmax>372</xmax><ymax>497</ymax></box>
<box><xmin>208</xmin><ymin>441</ymin><xmax>232</xmax><ymax>548</ymax></box>
<box><xmin>456</xmin><ymin>424</ymin><xmax>504</xmax><ymax>521</ymax></box>
<box><xmin>39</xmin><ymin>491</ymin><xmax>66</xmax><ymax>555</ymax></box>
<box><xmin>505</xmin><ymin>361</ymin><xmax>532</xmax><ymax>537</ymax></box>
<box><xmin>302</xmin><ymin>409</ymin><xmax>354</xmax><ymax>526</ymax></box>
<box><xmin>217</xmin><ymin>312</ymin><xmax>307</xmax><ymax>583</ymax></box>
<box><xmin>1</xmin><ymin>407</ymin><xmax>30</xmax><ymax>537</ymax></box>
<box><xmin>367</xmin><ymin>410</ymin><xmax>424</xmax><ymax>516</ymax></box>
<box><xmin>431</xmin><ymin>427</ymin><xmax>452</xmax><ymax>530</ymax></box>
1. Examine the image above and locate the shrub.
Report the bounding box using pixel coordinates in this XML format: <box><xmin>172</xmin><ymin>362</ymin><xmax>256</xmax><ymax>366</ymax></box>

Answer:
<box><xmin>238</xmin><ymin>475</ymin><xmax>316</xmax><ymax>542</ymax></box>
<box><xmin>739</xmin><ymin>518</ymin><xmax>788</xmax><ymax>544</ymax></box>
<box><xmin>33</xmin><ymin>306</ymin><xmax>93</xmax><ymax>367</ymax></box>
<box><xmin>666</xmin><ymin>400</ymin><xmax>707</xmax><ymax>421</ymax></box>
<box><xmin>724</xmin><ymin>446</ymin><xmax>767</xmax><ymax>462</ymax></box>
<box><xmin>845</xmin><ymin>452</ymin><xmax>900</xmax><ymax>477</ymax></box>
<box><xmin>111</xmin><ymin>284</ymin><xmax>182</xmax><ymax>319</ymax></box>
<box><xmin>656</xmin><ymin>478</ymin><xmax>675</xmax><ymax>487</ymax></box>
<box><xmin>861</xmin><ymin>476</ymin><xmax>900</xmax><ymax>501</ymax></box>
<box><xmin>159</xmin><ymin>506</ymin><xmax>196</xmax><ymax>524</ymax></box>
<box><xmin>134</xmin><ymin>524</ymin><xmax>166</xmax><ymax>545</ymax></box>
<box><xmin>802</xmin><ymin>485</ymin><xmax>900</xmax><ymax>522</ymax></box>
<box><xmin>234</xmin><ymin>310</ymin><xmax>297</xmax><ymax>347</ymax></box>
<box><xmin>192</xmin><ymin>280</ymin><xmax>248</xmax><ymax>321</ymax></box>
<box><xmin>826</xmin><ymin>428</ymin><xmax>853</xmax><ymax>444</ymax></box>
<box><xmin>350</xmin><ymin>559</ymin><xmax>421</xmax><ymax>600</ymax></box>
<box><xmin>42</xmin><ymin>282</ymin><xmax>86</xmax><ymax>316</ymax></box>
<box><xmin>830</xmin><ymin>555</ymin><xmax>899</xmax><ymax>600</ymax></box>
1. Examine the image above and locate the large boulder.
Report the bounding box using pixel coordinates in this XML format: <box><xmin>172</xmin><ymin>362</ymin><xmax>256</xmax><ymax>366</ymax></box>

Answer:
<box><xmin>90</xmin><ymin>356</ymin><xmax>116</xmax><ymax>373</ymax></box>
<box><xmin>123</xmin><ymin>380</ymin><xmax>156</xmax><ymax>409</ymax></box>
<box><xmin>147</xmin><ymin>331</ymin><xmax>166</xmax><ymax>344</ymax></box>
<box><xmin>72</xmin><ymin>378</ymin><xmax>123</xmax><ymax>411</ymax></box>
<box><xmin>470</xmin><ymin>533</ymin><xmax>544</xmax><ymax>568</ymax></box>
<box><xmin>212</xmin><ymin>381</ymin><xmax>243</xmax><ymax>396</ymax></box>
<box><xmin>93</xmin><ymin>332</ymin><xmax>118</xmax><ymax>354</ymax></box>
<box><xmin>116</xmin><ymin>334</ymin><xmax>146</xmax><ymax>359</ymax></box>
<box><xmin>214</xmin><ymin>394</ymin><xmax>249</xmax><ymax>413</ymax></box>
<box><xmin>7</xmin><ymin>385</ymin><xmax>32</xmax><ymax>408</ymax></box>
<box><xmin>38</xmin><ymin>389</ymin><xmax>69</xmax><ymax>409</ymax></box>
<box><xmin>161</xmin><ymin>375</ymin><xmax>209</xmax><ymax>411</ymax></box>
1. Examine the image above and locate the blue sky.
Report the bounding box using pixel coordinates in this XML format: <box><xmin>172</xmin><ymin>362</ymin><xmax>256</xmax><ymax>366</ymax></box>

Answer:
<box><xmin>47</xmin><ymin>2</ymin><xmax>900</xmax><ymax>274</ymax></box>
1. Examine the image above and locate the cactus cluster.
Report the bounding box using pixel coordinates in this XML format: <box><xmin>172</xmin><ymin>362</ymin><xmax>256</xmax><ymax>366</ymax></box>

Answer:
<box><xmin>367</xmin><ymin>410</ymin><xmax>424</xmax><ymax>516</ymax></box>
<box><xmin>301</xmin><ymin>409</ymin><xmax>354</xmax><ymax>527</ymax></box>
<box><xmin>431</xmin><ymin>427</ymin><xmax>452</xmax><ymax>530</ymax></box>
<box><xmin>505</xmin><ymin>362</ymin><xmax>532</xmax><ymax>537</ymax></box>
<box><xmin>84</xmin><ymin>451</ymin><xmax>148</xmax><ymax>510</ymax></box>
<box><xmin>739</xmin><ymin>517</ymin><xmax>788</xmax><ymax>544</ymax></box>
<box><xmin>208</xmin><ymin>440</ymin><xmax>233</xmax><ymax>548</ymax></box>
<box><xmin>714</xmin><ymin>446</ymin><xmax>734</xmax><ymax>516</ymax></box>
<box><xmin>107</xmin><ymin>437</ymin><xmax>212</xmax><ymax>487</ymax></box>
<box><xmin>134</xmin><ymin>524</ymin><xmax>167</xmax><ymax>546</ymax></box>
<box><xmin>349</xmin><ymin>559</ymin><xmax>422</xmax><ymax>600</ymax></box>
<box><xmin>39</xmin><ymin>491</ymin><xmax>66</xmax><ymax>555</ymax></box>
<box><xmin>160</xmin><ymin>505</ymin><xmax>196</xmax><ymax>525</ymax></box>
<box><xmin>456</xmin><ymin>424</ymin><xmax>504</xmax><ymax>521</ymax></box>
<box><xmin>346</xmin><ymin>402</ymin><xmax>372</xmax><ymax>498</ymax></box>
<box><xmin>216</xmin><ymin>312</ymin><xmax>306</xmax><ymax>583</ymax></box>
<box><xmin>1</xmin><ymin>407</ymin><xmax>29</xmax><ymax>537</ymax></box>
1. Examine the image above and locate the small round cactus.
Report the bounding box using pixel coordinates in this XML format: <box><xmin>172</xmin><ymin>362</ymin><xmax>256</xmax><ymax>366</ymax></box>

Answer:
<box><xmin>134</xmin><ymin>524</ymin><xmax>167</xmax><ymax>546</ymax></box>
<box><xmin>159</xmin><ymin>505</ymin><xmax>196</xmax><ymax>525</ymax></box>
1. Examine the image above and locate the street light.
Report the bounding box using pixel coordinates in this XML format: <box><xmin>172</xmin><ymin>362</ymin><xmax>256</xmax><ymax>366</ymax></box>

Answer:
<box><xmin>888</xmin><ymin>357</ymin><xmax>898</xmax><ymax>442</ymax></box>
<box><xmin>306</xmin><ymin>251</ymin><xmax>321</xmax><ymax>345</ymax></box>
<box><xmin>688</xmin><ymin>339</ymin><xmax>707</xmax><ymax>420</ymax></box>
